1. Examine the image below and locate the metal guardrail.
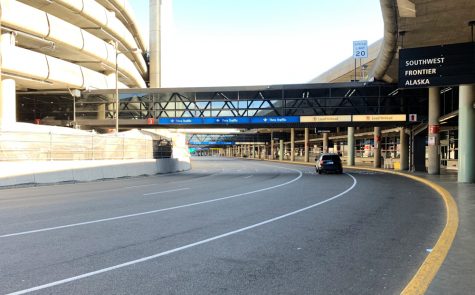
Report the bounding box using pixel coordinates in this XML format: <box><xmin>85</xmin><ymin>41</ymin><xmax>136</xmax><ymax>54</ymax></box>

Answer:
<box><xmin>0</xmin><ymin>131</ymin><xmax>172</xmax><ymax>161</ymax></box>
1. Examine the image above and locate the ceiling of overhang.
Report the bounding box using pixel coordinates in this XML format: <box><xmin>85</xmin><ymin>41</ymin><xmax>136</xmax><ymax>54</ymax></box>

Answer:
<box><xmin>385</xmin><ymin>0</ymin><xmax>475</xmax><ymax>82</ymax></box>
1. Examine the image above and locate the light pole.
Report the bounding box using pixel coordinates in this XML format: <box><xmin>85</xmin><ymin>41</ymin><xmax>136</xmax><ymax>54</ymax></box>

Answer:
<box><xmin>68</xmin><ymin>89</ymin><xmax>80</xmax><ymax>128</ymax></box>
<box><xmin>115</xmin><ymin>41</ymin><xmax>119</xmax><ymax>135</ymax></box>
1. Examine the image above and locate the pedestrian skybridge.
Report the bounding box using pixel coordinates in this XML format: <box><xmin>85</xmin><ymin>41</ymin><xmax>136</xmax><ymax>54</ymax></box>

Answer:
<box><xmin>22</xmin><ymin>82</ymin><xmax>427</xmax><ymax>129</ymax></box>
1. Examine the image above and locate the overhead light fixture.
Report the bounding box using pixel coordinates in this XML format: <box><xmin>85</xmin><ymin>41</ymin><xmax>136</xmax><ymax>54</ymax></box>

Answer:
<box><xmin>439</xmin><ymin>110</ymin><xmax>458</xmax><ymax>122</ymax></box>
<box><xmin>398</xmin><ymin>31</ymin><xmax>407</xmax><ymax>48</ymax></box>
<box><xmin>388</xmin><ymin>89</ymin><xmax>399</xmax><ymax>96</ymax></box>
<box><xmin>469</xmin><ymin>21</ymin><xmax>475</xmax><ymax>42</ymax></box>
<box><xmin>440</xmin><ymin>87</ymin><xmax>452</xmax><ymax>94</ymax></box>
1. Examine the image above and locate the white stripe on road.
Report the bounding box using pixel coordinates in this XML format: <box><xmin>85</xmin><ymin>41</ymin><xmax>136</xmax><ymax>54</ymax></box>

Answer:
<box><xmin>0</xmin><ymin>166</ymin><xmax>302</xmax><ymax>239</ymax></box>
<box><xmin>143</xmin><ymin>188</ymin><xmax>190</xmax><ymax>196</ymax></box>
<box><xmin>243</xmin><ymin>175</ymin><xmax>253</xmax><ymax>179</ymax></box>
<box><xmin>6</xmin><ymin>173</ymin><xmax>357</xmax><ymax>295</ymax></box>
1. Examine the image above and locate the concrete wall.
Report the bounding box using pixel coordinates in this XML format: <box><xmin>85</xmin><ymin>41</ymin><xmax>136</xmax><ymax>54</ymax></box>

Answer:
<box><xmin>0</xmin><ymin>158</ymin><xmax>191</xmax><ymax>187</ymax></box>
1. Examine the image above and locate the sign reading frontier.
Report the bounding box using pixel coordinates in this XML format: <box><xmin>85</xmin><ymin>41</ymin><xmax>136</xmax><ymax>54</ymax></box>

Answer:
<box><xmin>403</xmin><ymin>57</ymin><xmax>445</xmax><ymax>86</ymax></box>
<box><xmin>399</xmin><ymin>42</ymin><xmax>475</xmax><ymax>88</ymax></box>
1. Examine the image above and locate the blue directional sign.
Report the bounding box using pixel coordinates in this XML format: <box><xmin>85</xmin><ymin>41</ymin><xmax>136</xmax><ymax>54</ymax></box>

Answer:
<box><xmin>250</xmin><ymin>116</ymin><xmax>300</xmax><ymax>124</ymax></box>
<box><xmin>158</xmin><ymin>118</ymin><xmax>203</xmax><ymax>124</ymax></box>
<box><xmin>202</xmin><ymin>117</ymin><xmax>251</xmax><ymax>124</ymax></box>
<box><xmin>158</xmin><ymin>116</ymin><xmax>300</xmax><ymax>125</ymax></box>
<box><xmin>189</xmin><ymin>141</ymin><xmax>236</xmax><ymax>145</ymax></box>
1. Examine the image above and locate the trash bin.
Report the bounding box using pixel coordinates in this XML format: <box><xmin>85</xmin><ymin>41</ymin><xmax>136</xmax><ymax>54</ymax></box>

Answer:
<box><xmin>393</xmin><ymin>161</ymin><xmax>401</xmax><ymax>170</ymax></box>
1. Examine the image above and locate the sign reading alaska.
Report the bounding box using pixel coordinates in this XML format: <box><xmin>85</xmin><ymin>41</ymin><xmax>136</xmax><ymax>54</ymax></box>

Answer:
<box><xmin>399</xmin><ymin>42</ymin><xmax>475</xmax><ymax>88</ymax></box>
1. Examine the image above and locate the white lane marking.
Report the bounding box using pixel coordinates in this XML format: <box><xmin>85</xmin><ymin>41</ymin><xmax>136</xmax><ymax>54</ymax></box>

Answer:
<box><xmin>125</xmin><ymin>183</ymin><xmax>164</xmax><ymax>189</ymax></box>
<box><xmin>0</xmin><ymin>166</ymin><xmax>302</xmax><ymax>239</ymax></box>
<box><xmin>143</xmin><ymin>188</ymin><xmax>190</xmax><ymax>196</ymax></box>
<box><xmin>6</xmin><ymin>173</ymin><xmax>356</xmax><ymax>295</ymax></box>
<box><xmin>78</xmin><ymin>170</ymin><xmax>220</xmax><ymax>193</ymax></box>
<box><xmin>243</xmin><ymin>175</ymin><xmax>253</xmax><ymax>179</ymax></box>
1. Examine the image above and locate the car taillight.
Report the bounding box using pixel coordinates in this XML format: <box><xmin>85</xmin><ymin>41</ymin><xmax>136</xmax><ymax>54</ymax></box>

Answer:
<box><xmin>320</xmin><ymin>160</ymin><xmax>324</xmax><ymax>165</ymax></box>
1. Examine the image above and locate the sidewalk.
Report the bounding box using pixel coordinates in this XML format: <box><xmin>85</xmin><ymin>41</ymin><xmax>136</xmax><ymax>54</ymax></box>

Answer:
<box><xmin>414</xmin><ymin>171</ymin><xmax>475</xmax><ymax>295</ymax></box>
<box><xmin>246</xmin><ymin>156</ymin><xmax>473</xmax><ymax>294</ymax></box>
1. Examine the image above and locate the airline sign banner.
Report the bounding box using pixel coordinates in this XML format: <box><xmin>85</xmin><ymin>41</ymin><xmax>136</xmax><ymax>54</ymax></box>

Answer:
<box><xmin>399</xmin><ymin>42</ymin><xmax>475</xmax><ymax>88</ymax></box>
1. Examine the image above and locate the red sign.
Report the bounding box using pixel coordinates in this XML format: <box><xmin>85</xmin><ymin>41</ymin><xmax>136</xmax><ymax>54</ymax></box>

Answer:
<box><xmin>147</xmin><ymin>118</ymin><xmax>155</xmax><ymax>125</ymax></box>
<box><xmin>429</xmin><ymin>125</ymin><xmax>440</xmax><ymax>134</ymax></box>
<box><xmin>409</xmin><ymin>114</ymin><xmax>418</xmax><ymax>122</ymax></box>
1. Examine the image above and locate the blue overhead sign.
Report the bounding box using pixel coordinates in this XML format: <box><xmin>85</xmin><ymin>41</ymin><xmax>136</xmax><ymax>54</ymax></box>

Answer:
<box><xmin>158</xmin><ymin>116</ymin><xmax>300</xmax><ymax>125</ymax></box>
<box><xmin>189</xmin><ymin>141</ymin><xmax>236</xmax><ymax>145</ymax></box>
<box><xmin>202</xmin><ymin>117</ymin><xmax>250</xmax><ymax>124</ymax></box>
<box><xmin>250</xmin><ymin>116</ymin><xmax>299</xmax><ymax>124</ymax></box>
<box><xmin>158</xmin><ymin>118</ymin><xmax>202</xmax><ymax>124</ymax></box>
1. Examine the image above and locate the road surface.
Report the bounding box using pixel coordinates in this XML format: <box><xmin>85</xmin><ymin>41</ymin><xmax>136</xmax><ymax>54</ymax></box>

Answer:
<box><xmin>0</xmin><ymin>157</ymin><xmax>444</xmax><ymax>294</ymax></box>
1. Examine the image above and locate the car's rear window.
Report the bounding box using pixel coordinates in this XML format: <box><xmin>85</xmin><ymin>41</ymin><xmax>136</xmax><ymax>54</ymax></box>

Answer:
<box><xmin>322</xmin><ymin>155</ymin><xmax>341</xmax><ymax>162</ymax></box>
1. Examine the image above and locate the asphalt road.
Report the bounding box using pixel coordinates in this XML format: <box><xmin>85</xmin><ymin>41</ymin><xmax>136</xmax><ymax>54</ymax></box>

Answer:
<box><xmin>0</xmin><ymin>157</ymin><xmax>444</xmax><ymax>295</ymax></box>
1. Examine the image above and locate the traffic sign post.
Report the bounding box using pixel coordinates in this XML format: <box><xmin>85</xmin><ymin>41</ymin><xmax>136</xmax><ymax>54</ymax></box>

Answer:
<box><xmin>353</xmin><ymin>40</ymin><xmax>368</xmax><ymax>82</ymax></box>
<box><xmin>353</xmin><ymin>40</ymin><xmax>369</xmax><ymax>58</ymax></box>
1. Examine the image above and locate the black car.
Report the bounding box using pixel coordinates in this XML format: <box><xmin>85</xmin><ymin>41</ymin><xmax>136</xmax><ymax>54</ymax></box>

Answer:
<box><xmin>315</xmin><ymin>153</ymin><xmax>343</xmax><ymax>174</ymax></box>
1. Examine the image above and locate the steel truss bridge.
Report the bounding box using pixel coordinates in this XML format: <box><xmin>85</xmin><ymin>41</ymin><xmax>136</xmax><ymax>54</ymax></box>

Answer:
<box><xmin>17</xmin><ymin>82</ymin><xmax>434</xmax><ymax>129</ymax></box>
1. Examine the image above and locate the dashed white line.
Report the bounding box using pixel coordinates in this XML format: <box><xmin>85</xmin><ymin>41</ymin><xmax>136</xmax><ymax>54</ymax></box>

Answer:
<box><xmin>243</xmin><ymin>175</ymin><xmax>253</xmax><ymax>179</ymax></box>
<box><xmin>143</xmin><ymin>188</ymin><xmax>190</xmax><ymax>196</ymax></box>
<box><xmin>0</xmin><ymin>165</ymin><xmax>302</xmax><ymax>239</ymax></box>
<box><xmin>5</xmin><ymin>173</ymin><xmax>356</xmax><ymax>295</ymax></box>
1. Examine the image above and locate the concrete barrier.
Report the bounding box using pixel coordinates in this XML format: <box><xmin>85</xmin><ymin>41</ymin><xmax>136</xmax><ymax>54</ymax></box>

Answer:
<box><xmin>0</xmin><ymin>158</ymin><xmax>191</xmax><ymax>187</ymax></box>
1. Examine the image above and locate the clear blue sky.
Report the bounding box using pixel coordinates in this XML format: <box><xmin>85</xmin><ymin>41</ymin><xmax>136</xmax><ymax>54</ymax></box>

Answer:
<box><xmin>131</xmin><ymin>0</ymin><xmax>383</xmax><ymax>87</ymax></box>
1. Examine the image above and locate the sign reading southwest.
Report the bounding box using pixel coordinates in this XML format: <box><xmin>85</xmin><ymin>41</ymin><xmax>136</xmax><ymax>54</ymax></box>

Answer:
<box><xmin>399</xmin><ymin>42</ymin><xmax>475</xmax><ymax>88</ymax></box>
<box><xmin>158</xmin><ymin>116</ymin><xmax>300</xmax><ymax>125</ymax></box>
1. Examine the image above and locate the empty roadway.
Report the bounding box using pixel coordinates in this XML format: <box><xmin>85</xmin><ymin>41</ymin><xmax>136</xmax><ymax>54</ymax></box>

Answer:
<box><xmin>0</xmin><ymin>158</ymin><xmax>444</xmax><ymax>294</ymax></box>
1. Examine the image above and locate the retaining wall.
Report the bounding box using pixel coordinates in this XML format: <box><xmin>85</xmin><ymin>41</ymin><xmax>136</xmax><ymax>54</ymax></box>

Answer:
<box><xmin>0</xmin><ymin>158</ymin><xmax>191</xmax><ymax>187</ymax></box>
